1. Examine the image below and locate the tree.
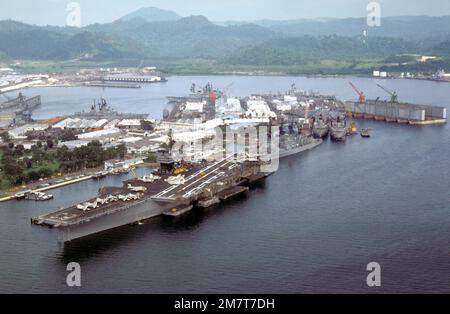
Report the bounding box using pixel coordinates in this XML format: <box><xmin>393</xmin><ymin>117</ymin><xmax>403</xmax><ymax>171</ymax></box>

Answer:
<box><xmin>46</xmin><ymin>139</ymin><xmax>54</xmax><ymax>149</ymax></box>
<box><xmin>28</xmin><ymin>170</ymin><xmax>40</xmax><ymax>181</ymax></box>
<box><xmin>60</xmin><ymin>129</ymin><xmax>77</xmax><ymax>142</ymax></box>
<box><xmin>117</xmin><ymin>144</ymin><xmax>127</xmax><ymax>159</ymax></box>
<box><xmin>1</xmin><ymin>155</ymin><xmax>25</xmax><ymax>185</ymax></box>
<box><xmin>14</xmin><ymin>144</ymin><xmax>25</xmax><ymax>156</ymax></box>
<box><xmin>145</xmin><ymin>152</ymin><xmax>157</xmax><ymax>163</ymax></box>
<box><xmin>0</xmin><ymin>132</ymin><xmax>10</xmax><ymax>142</ymax></box>
<box><xmin>56</xmin><ymin>145</ymin><xmax>71</xmax><ymax>161</ymax></box>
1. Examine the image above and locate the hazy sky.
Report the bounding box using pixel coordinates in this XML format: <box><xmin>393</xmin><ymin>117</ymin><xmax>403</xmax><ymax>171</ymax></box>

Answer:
<box><xmin>1</xmin><ymin>0</ymin><xmax>450</xmax><ymax>26</ymax></box>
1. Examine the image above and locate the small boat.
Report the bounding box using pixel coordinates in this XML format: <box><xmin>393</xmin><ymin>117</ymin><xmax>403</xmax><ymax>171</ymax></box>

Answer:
<box><xmin>93</xmin><ymin>171</ymin><xmax>108</xmax><ymax>179</ymax></box>
<box><xmin>361</xmin><ymin>128</ymin><xmax>371</xmax><ymax>138</ymax></box>
<box><xmin>26</xmin><ymin>191</ymin><xmax>54</xmax><ymax>201</ymax></box>
<box><xmin>15</xmin><ymin>190</ymin><xmax>31</xmax><ymax>200</ymax></box>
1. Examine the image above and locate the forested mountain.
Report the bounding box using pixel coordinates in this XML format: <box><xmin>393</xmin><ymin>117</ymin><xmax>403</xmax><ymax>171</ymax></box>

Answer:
<box><xmin>225</xmin><ymin>35</ymin><xmax>418</xmax><ymax>66</ymax></box>
<box><xmin>0</xmin><ymin>9</ymin><xmax>449</xmax><ymax>74</ymax></box>
<box><xmin>242</xmin><ymin>16</ymin><xmax>450</xmax><ymax>40</ymax></box>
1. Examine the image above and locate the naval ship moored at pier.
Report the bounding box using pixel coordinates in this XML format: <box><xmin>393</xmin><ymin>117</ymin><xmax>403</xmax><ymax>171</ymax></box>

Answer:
<box><xmin>32</xmin><ymin>156</ymin><xmax>273</xmax><ymax>242</ymax></box>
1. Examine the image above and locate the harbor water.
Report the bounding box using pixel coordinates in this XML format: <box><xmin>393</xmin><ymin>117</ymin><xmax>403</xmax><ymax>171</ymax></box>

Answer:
<box><xmin>0</xmin><ymin>76</ymin><xmax>449</xmax><ymax>293</ymax></box>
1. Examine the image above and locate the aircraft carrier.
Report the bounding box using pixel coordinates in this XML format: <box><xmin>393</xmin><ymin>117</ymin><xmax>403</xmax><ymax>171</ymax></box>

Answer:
<box><xmin>32</xmin><ymin>156</ymin><xmax>272</xmax><ymax>242</ymax></box>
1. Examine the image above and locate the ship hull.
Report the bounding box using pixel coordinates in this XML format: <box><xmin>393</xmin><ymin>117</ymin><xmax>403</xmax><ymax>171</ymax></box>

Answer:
<box><xmin>58</xmin><ymin>198</ymin><xmax>178</xmax><ymax>242</ymax></box>
<box><xmin>330</xmin><ymin>130</ymin><xmax>346</xmax><ymax>142</ymax></box>
<box><xmin>279</xmin><ymin>139</ymin><xmax>323</xmax><ymax>158</ymax></box>
<box><xmin>313</xmin><ymin>127</ymin><xmax>329</xmax><ymax>138</ymax></box>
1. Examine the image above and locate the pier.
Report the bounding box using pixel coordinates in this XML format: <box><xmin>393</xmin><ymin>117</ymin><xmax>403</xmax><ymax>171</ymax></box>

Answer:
<box><xmin>103</xmin><ymin>76</ymin><xmax>168</xmax><ymax>84</ymax></box>
<box><xmin>84</xmin><ymin>82</ymin><xmax>141</xmax><ymax>89</ymax></box>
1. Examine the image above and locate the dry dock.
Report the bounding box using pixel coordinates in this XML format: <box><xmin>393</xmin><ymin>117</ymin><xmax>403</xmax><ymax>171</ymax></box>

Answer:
<box><xmin>345</xmin><ymin>100</ymin><xmax>447</xmax><ymax>125</ymax></box>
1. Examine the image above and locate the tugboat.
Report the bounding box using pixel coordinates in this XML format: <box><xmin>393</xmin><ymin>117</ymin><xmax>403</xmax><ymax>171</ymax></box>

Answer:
<box><xmin>361</xmin><ymin>128</ymin><xmax>371</xmax><ymax>138</ymax></box>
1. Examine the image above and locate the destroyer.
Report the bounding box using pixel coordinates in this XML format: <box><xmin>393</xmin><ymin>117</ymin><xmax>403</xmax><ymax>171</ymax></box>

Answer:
<box><xmin>74</xmin><ymin>98</ymin><xmax>148</xmax><ymax>120</ymax></box>
<box><xmin>330</xmin><ymin>120</ymin><xmax>347</xmax><ymax>142</ymax></box>
<box><xmin>312</xmin><ymin>116</ymin><xmax>329</xmax><ymax>138</ymax></box>
<box><xmin>279</xmin><ymin>135</ymin><xmax>323</xmax><ymax>158</ymax></box>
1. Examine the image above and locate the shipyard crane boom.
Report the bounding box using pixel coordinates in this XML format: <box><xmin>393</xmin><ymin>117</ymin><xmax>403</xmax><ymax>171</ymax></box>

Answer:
<box><xmin>220</xmin><ymin>82</ymin><xmax>234</xmax><ymax>96</ymax></box>
<box><xmin>349</xmin><ymin>82</ymin><xmax>366</xmax><ymax>104</ymax></box>
<box><xmin>377</xmin><ymin>84</ymin><xmax>398</xmax><ymax>103</ymax></box>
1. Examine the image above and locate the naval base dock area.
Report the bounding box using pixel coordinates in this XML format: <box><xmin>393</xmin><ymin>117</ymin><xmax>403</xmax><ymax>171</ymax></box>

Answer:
<box><xmin>31</xmin><ymin>156</ymin><xmax>270</xmax><ymax>234</ymax></box>
<box><xmin>345</xmin><ymin>82</ymin><xmax>447</xmax><ymax>125</ymax></box>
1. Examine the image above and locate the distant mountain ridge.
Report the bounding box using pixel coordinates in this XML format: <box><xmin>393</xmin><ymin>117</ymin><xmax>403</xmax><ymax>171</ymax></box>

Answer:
<box><xmin>0</xmin><ymin>15</ymin><xmax>278</xmax><ymax>60</ymax></box>
<box><xmin>0</xmin><ymin>10</ymin><xmax>449</xmax><ymax>74</ymax></box>
<box><xmin>119</xmin><ymin>7</ymin><xmax>181</xmax><ymax>23</ymax></box>
<box><xmin>222</xmin><ymin>16</ymin><xmax>450</xmax><ymax>40</ymax></box>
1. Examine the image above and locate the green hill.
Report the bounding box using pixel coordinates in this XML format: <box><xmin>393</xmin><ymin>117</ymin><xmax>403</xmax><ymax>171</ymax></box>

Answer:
<box><xmin>225</xmin><ymin>35</ymin><xmax>418</xmax><ymax>66</ymax></box>
<box><xmin>0</xmin><ymin>14</ymin><xmax>449</xmax><ymax>75</ymax></box>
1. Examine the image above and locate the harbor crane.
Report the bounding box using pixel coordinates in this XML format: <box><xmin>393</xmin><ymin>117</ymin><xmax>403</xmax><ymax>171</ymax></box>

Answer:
<box><xmin>377</xmin><ymin>84</ymin><xmax>398</xmax><ymax>103</ymax></box>
<box><xmin>349</xmin><ymin>82</ymin><xmax>366</xmax><ymax>104</ymax></box>
<box><xmin>220</xmin><ymin>82</ymin><xmax>234</xmax><ymax>96</ymax></box>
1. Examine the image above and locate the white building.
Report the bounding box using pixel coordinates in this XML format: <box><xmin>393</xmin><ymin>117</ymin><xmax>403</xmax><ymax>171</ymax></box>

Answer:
<box><xmin>246</xmin><ymin>98</ymin><xmax>277</xmax><ymax>119</ymax></box>
<box><xmin>118</xmin><ymin>119</ymin><xmax>141</xmax><ymax>128</ymax></box>
<box><xmin>104</xmin><ymin>119</ymin><xmax>120</xmax><ymax>129</ymax></box>
<box><xmin>92</xmin><ymin>119</ymin><xmax>109</xmax><ymax>128</ymax></box>
<box><xmin>58</xmin><ymin>140</ymin><xmax>90</xmax><ymax>150</ymax></box>
<box><xmin>77</xmin><ymin>128</ymin><xmax>121</xmax><ymax>139</ymax></box>
<box><xmin>8</xmin><ymin>123</ymin><xmax>49</xmax><ymax>139</ymax></box>
<box><xmin>52</xmin><ymin>118</ymin><xmax>97</xmax><ymax>129</ymax></box>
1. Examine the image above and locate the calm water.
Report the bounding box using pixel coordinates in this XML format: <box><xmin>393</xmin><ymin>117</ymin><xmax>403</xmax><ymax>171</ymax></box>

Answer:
<box><xmin>0</xmin><ymin>76</ymin><xmax>449</xmax><ymax>293</ymax></box>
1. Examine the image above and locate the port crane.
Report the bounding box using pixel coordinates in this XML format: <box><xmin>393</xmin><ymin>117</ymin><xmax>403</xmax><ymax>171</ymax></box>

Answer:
<box><xmin>349</xmin><ymin>82</ymin><xmax>366</xmax><ymax>104</ymax></box>
<box><xmin>219</xmin><ymin>82</ymin><xmax>234</xmax><ymax>96</ymax></box>
<box><xmin>377</xmin><ymin>84</ymin><xmax>398</xmax><ymax>103</ymax></box>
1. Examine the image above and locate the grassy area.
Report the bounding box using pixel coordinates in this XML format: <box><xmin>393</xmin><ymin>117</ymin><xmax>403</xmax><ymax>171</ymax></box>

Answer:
<box><xmin>5</xmin><ymin>55</ymin><xmax>445</xmax><ymax>77</ymax></box>
<box><xmin>158</xmin><ymin>58</ymin><xmax>388</xmax><ymax>76</ymax></box>
<box><xmin>3</xmin><ymin>58</ymin><xmax>382</xmax><ymax>76</ymax></box>
<box><xmin>7</xmin><ymin>60</ymin><xmax>122</xmax><ymax>74</ymax></box>
<box><xmin>0</xmin><ymin>177</ymin><xmax>10</xmax><ymax>190</ymax></box>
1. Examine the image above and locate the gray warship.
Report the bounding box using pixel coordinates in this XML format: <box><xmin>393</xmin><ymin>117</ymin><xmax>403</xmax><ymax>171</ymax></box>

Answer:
<box><xmin>279</xmin><ymin>134</ymin><xmax>323</xmax><ymax>158</ymax></box>
<box><xmin>312</xmin><ymin>117</ymin><xmax>329</xmax><ymax>139</ymax></box>
<box><xmin>330</xmin><ymin>120</ymin><xmax>347</xmax><ymax>142</ymax></box>
<box><xmin>74</xmin><ymin>98</ymin><xmax>148</xmax><ymax>120</ymax></box>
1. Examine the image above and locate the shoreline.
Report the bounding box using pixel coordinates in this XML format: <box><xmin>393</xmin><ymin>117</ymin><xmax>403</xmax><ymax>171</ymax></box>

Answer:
<box><xmin>4</xmin><ymin>74</ymin><xmax>449</xmax><ymax>96</ymax></box>
<box><xmin>0</xmin><ymin>162</ymin><xmax>159</xmax><ymax>203</ymax></box>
